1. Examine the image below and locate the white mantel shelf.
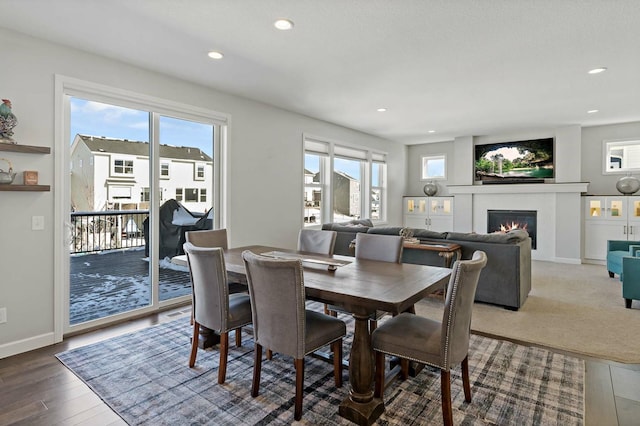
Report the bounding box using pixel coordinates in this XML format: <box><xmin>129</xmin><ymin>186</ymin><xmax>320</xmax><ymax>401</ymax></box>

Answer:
<box><xmin>447</xmin><ymin>182</ymin><xmax>589</xmax><ymax>195</ymax></box>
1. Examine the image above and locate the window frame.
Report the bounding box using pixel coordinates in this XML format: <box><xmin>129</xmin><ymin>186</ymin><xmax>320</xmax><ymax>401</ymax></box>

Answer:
<box><xmin>112</xmin><ymin>157</ymin><xmax>134</xmax><ymax>176</ymax></box>
<box><xmin>303</xmin><ymin>134</ymin><xmax>387</xmax><ymax>226</ymax></box>
<box><xmin>421</xmin><ymin>154</ymin><xmax>447</xmax><ymax>180</ymax></box>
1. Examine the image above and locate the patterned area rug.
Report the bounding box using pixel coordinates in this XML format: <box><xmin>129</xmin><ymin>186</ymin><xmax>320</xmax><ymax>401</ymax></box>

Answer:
<box><xmin>56</xmin><ymin>313</ymin><xmax>584</xmax><ymax>425</ymax></box>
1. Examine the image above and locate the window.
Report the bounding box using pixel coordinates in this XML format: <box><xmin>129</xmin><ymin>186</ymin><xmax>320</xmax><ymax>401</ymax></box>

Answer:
<box><xmin>141</xmin><ymin>187</ymin><xmax>150</xmax><ymax>202</ymax></box>
<box><xmin>195</xmin><ymin>164</ymin><xmax>205</xmax><ymax>180</ymax></box>
<box><xmin>160</xmin><ymin>162</ymin><xmax>170</xmax><ymax>178</ymax></box>
<box><xmin>176</xmin><ymin>188</ymin><xmax>183</xmax><ymax>201</ymax></box>
<box><xmin>603</xmin><ymin>139</ymin><xmax>640</xmax><ymax>174</ymax></box>
<box><xmin>185</xmin><ymin>188</ymin><xmax>198</xmax><ymax>202</ymax></box>
<box><xmin>421</xmin><ymin>154</ymin><xmax>446</xmax><ymax>180</ymax></box>
<box><xmin>303</xmin><ymin>135</ymin><xmax>386</xmax><ymax>225</ymax></box>
<box><xmin>113</xmin><ymin>158</ymin><xmax>134</xmax><ymax>175</ymax></box>
<box><xmin>200</xmin><ymin>188</ymin><xmax>207</xmax><ymax>202</ymax></box>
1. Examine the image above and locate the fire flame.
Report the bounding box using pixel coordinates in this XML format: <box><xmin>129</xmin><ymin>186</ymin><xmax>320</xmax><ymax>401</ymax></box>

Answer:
<box><xmin>499</xmin><ymin>222</ymin><xmax>528</xmax><ymax>232</ymax></box>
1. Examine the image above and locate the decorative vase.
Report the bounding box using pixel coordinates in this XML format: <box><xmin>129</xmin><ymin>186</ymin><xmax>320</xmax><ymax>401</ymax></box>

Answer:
<box><xmin>423</xmin><ymin>181</ymin><xmax>438</xmax><ymax>196</ymax></box>
<box><xmin>616</xmin><ymin>175</ymin><xmax>640</xmax><ymax>195</ymax></box>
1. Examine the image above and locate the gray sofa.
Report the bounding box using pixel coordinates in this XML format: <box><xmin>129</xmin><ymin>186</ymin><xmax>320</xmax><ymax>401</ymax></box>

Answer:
<box><xmin>321</xmin><ymin>222</ymin><xmax>532</xmax><ymax>310</ymax></box>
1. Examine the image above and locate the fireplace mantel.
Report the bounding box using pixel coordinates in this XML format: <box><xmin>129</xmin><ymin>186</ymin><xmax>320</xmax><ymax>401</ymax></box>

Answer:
<box><xmin>447</xmin><ymin>182</ymin><xmax>589</xmax><ymax>195</ymax></box>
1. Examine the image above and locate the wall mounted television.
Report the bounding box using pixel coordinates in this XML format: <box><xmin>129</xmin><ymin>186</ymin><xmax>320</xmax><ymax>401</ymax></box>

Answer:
<box><xmin>474</xmin><ymin>137</ymin><xmax>554</xmax><ymax>184</ymax></box>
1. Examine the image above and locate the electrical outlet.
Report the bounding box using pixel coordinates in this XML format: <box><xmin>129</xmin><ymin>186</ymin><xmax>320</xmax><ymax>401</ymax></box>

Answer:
<box><xmin>32</xmin><ymin>216</ymin><xmax>45</xmax><ymax>231</ymax></box>
<box><xmin>0</xmin><ymin>307</ymin><xmax>6</xmax><ymax>324</ymax></box>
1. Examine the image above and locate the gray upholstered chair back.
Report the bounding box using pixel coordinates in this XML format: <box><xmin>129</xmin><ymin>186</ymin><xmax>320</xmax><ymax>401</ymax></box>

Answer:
<box><xmin>242</xmin><ymin>250</ymin><xmax>307</xmax><ymax>359</ymax></box>
<box><xmin>185</xmin><ymin>228</ymin><xmax>229</xmax><ymax>249</ymax></box>
<box><xmin>441</xmin><ymin>250</ymin><xmax>487</xmax><ymax>369</ymax></box>
<box><xmin>297</xmin><ymin>229</ymin><xmax>337</xmax><ymax>255</ymax></box>
<box><xmin>355</xmin><ymin>232</ymin><xmax>403</xmax><ymax>263</ymax></box>
<box><xmin>183</xmin><ymin>242</ymin><xmax>229</xmax><ymax>332</ymax></box>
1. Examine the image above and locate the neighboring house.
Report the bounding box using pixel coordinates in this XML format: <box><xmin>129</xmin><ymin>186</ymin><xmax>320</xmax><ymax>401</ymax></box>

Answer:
<box><xmin>333</xmin><ymin>170</ymin><xmax>360</xmax><ymax>218</ymax></box>
<box><xmin>70</xmin><ymin>134</ymin><xmax>213</xmax><ymax>213</ymax></box>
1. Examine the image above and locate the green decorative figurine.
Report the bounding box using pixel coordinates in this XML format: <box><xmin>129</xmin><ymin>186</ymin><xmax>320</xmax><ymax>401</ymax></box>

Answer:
<box><xmin>0</xmin><ymin>99</ymin><xmax>18</xmax><ymax>144</ymax></box>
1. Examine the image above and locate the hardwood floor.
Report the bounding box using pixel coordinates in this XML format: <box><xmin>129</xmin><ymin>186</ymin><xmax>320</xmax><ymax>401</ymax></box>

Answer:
<box><xmin>0</xmin><ymin>306</ymin><xmax>638</xmax><ymax>426</ymax></box>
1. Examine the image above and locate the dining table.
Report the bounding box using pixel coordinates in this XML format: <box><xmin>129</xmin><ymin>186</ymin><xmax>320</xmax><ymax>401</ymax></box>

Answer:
<box><xmin>173</xmin><ymin>245</ymin><xmax>451</xmax><ymax>426</ymax></box>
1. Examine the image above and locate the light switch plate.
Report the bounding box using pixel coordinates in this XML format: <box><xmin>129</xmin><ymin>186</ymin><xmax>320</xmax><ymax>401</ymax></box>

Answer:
<box><xmin>32</xmin><ymin>216</ymin><xmax>45</xmax><ymax>231</ymax></box>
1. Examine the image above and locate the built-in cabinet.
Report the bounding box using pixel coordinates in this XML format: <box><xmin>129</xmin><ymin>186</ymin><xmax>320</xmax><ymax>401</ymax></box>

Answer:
<box><xmin>0</xmin><ymin>143</ymin><xmax>50</xmax><ymax>191</ymax></box>
<box><xmin>583</xmin><ymin>195</ymin><xmax>640</xmax><ymax>260</ymax></box>
<box><xmin>403</xmin><ymin>196</ymin><xmax>454</xmax><ymax>231</ymax></box>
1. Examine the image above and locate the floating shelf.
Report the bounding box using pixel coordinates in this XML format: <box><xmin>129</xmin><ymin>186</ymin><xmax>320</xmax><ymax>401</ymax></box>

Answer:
<box><xmin>0</xmin><ymin>143</ymin><xmax>51</xmax><ymax>154</ymax></box>
<box><xmin>0</xmin><ymin>184</ymin><xmax>50</xmax><ymax>192</ymax></box>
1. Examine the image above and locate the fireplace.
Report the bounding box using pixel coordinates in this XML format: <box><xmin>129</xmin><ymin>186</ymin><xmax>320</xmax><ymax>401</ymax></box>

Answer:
<box><xmin>487</xmin><ymin>210</ymin><xmax>537</xmax><ymax>249</ymax></box>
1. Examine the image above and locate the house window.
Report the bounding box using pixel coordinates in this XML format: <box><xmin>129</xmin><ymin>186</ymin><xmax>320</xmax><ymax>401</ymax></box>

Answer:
<box><xmin>421</xmin><ymin>154</ymin><xmax>446</xmax><ymax>180</ymax></box>
<box><xmin>303</xmin><ymin>136</ymin><xmax>386</xmax><ymax>225</ymax></box>
<box><xmin>200</xmin><ymin>188</ymin><xmax>207</xmax><ymax>202</ymax></box>
<box><xmin>185</xmin><ymin>188</ymin><xmax>198</xmax><ymax>202</ymax></box>
<box><xmin>113</xmin><ymin>159</ymin><xmax>134</xmax><ymax>175</ymax></box>
<box><xmin>195</xmin><ymin>164</ymin><xmax>205</xmax><ymax>180</ymax></box>
<box><xmin>109</xmin><ymin>185</ymin><xmax>132</xmax><ymax>200</ymax></box>
<box><xmin>141</xmin><ymin>187</ymin><xmax>150</xmax><ymax>202</ymax></box>
<box><xmin>160</xmin><ymin>162</ymin><xmax>170</xmax><ymax>179</ymax></box>
<box><xmin>176</xmin><ymin>188</ymin><xmax>183</xmax><ymax>201</ymax></box>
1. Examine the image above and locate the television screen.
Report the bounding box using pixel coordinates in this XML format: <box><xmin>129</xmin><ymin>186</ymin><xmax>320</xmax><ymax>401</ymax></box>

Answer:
<box><xmin>474</xmin><ymin>138</ymin><xmax>554</xmax><ymax>183</ymax></box>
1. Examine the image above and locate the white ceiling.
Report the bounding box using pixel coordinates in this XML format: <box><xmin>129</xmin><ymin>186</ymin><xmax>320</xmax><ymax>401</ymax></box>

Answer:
<box><xmin>1</xmin><ymin>0</ymin><xmax>639</xmax><ymax>144</ymax></box>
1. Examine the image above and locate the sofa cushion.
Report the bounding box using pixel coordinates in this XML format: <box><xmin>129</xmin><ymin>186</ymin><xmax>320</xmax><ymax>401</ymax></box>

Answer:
<box><xmin>366</xmin><ymin>226</ymin><xmax>448</xmax><ymax>241</ymax></box>
<box><xmin>446</xmin><ymin>229</ymin><xmax>529</xmax><ymax>244</ymax></box>
<box><xmin>322</xmin><ymin>219</ymin><xmax>373</xmax><ymax>232</ymax></box>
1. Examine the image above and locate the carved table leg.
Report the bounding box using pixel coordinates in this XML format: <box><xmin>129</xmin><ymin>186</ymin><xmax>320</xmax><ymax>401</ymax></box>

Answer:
<box><xmin>339</xmin><ymin>312</ymin><xmax>384</xmax><ymax>425</ymax></box>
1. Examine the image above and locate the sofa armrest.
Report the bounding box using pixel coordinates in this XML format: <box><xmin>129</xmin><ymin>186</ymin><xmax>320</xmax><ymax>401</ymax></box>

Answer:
<box><xmin>629</xmin><ymin>245</ymin><xmax>640</xmax><ymax>256</ymax></box>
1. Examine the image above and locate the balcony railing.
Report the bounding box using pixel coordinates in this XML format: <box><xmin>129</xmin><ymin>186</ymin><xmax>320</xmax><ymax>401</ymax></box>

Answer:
<box><xmin>70</xmin><ymin>210</ymin><xmax>148</xmax><ymax>254</ymax></box>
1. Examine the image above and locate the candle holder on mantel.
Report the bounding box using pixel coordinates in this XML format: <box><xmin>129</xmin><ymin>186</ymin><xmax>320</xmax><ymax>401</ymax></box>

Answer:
<box><xmin>616</xmin><ymin>175</ymin><xmax>640</xmax><ymax>195</ymax></box>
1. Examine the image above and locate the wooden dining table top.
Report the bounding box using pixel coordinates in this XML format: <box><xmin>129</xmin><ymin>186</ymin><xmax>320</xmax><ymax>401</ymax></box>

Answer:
<box><xmin>223</xmin><ymin>245</ymin><xmax>451</xmax><ymax>316</ymax></box>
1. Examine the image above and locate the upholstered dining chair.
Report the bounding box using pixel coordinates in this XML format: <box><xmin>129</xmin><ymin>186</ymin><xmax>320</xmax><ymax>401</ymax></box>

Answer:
<box><xmin>183</xmin><ymin>242</ymin><xmax>253</xmax><ymax>384</ymax></box>
<box><xmin>241</xmin><ymin>250</ymin><xmax>346</xmax><ymax>421</ymax></box>
<box><xmin>297</xmin><ymin>229</ymin><xmax>338</xmax><ymax>255</ymax></box>
<box><xmin>328</xmin><ymin>232</ymin><xmax>404</xmax><ymax>330</ymax></box>
<box><xmin>371</xmin><ymin>251</ymin><xmax>487</xmax><ymax>426</ymax></box>
<box><xmin>297</xmin><ymin>229</ymin><xmax>338</xmax><ymax>315</ymax></box>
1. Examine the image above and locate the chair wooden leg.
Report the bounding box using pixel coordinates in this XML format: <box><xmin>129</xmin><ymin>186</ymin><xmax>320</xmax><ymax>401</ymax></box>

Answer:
<box><xmin>294</xmin><ymin>358</ymin><xmax>305</xmax><ymax>421</ymax></box>
<box><xmin>235</xmin><ymin>328</ymin><xmax>242</xmax><ymax>347</ymax></box>
<box><xmin>400</xmin><ymin>358</ymin><xmax>409</xmax><ymax>380</ymax></box>
<box><xmin>218</xmin><ymin>332</ymin><xmax>229</xmax><ymax>384</ymax></box>
<box><xmin>251</xmin><ymin>344</ymin><xmax>263</xmax><ymax>397</ymax></box>
<box><xmin>626</xmin><ymin>298</ymin><xmax>632</xmax><ymax>309</ymax></box>
<box><xmin>332</xmin><ymin>339</ymin><xmax>343</xmax><ymax>387</ymax></box>
<box><xmin>374</xmin><ymin>351</ymin><xmax>385</xmax><ymax>398</ymax></box>
<box><xmin>462</xmin><ymin>356</ymin><xmax>472</xmax><ymax>402</ymax></box>
<box><xmin>441</xmin><ymin>370</ymin><xmax>453</xmax><ymax>426</ymax></box>
<box><xmin>267</xmin><ymin>349</ymin><xmax>273</xmax><ymax>360</ymax></box>
<box><xmin>188</xmin><ymin>321</ymin><xmax>199</xmax><ymax>367</ymax></box>
<box><xmin>324</xmin><ymin>303</ymin><xmax>330</xmax><ymax>315</ymax></box>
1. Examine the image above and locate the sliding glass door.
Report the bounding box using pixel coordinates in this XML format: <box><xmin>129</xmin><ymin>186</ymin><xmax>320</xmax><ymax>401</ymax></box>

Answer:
<box><xmin>64</xmin><ymin>91</ymin><xmax>220</xmax><ymax>333</ymax></box>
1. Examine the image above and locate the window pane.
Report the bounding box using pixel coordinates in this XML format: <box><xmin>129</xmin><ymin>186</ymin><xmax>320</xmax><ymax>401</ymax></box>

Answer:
<box><xmin>185</xmin><ymin>188</ymin><xmax>198</xmax><ymax>202</ymax></box>
<box><xmin>421</xmin><ymin>155</ymin><xmax>446</xmax><ymax>180</ymax></box>
<box><xmin>304</xmin><ymin>154</ymin><xmax>322</xmax><ymax>226</ymax></box>
<box><xmin>333</xmin><ymin>157</ymin><xmax>361</xmax><ymax>222</ymax></box>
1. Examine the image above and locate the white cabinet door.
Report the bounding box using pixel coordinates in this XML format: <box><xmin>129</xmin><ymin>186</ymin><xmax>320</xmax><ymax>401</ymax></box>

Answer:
<box><xmin>429</xmin><ymin>216</ymin><xmax>454</xmax><ymax>233</ymax></box>
<box><xmin>403</xmin><ymin>215</ymin><xmax>428</xmax><ymax>229</ymax></box>
<box><xmin>584</xmin><ymin>222</ymin><xmax>626</xmax><ymax>260</ymax></box>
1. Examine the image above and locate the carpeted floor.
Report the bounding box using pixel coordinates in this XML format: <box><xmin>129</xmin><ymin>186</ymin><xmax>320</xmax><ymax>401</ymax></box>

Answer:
<box><xmin>417</xmin><ymin>260</ymin><xmax>640</xmax><ymax>363</ymax></box>
<box><xmin>56</xmin><ymin>309</ymin><xmax>584</xmax><ymax>425</ymax></box>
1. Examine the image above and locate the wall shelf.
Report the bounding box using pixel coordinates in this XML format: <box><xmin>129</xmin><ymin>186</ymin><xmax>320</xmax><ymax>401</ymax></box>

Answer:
<box><xmin>0</xmin><ymin>143</ymin><xmax>51</xmax><ymax>154</ymax></box>
<box><xmin>0</xmin><ymin>184</ymin><xmax>50</xmax><ymax>192</ymax></box>
<box><xmin>0</xmin><ymin>143</ymin><xmax>51</xmax><ymax>191</ymax></box>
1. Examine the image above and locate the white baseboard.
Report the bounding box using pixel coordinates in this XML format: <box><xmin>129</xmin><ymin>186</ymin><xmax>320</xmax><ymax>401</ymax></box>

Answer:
<box><xmin>0</xmin><ymin>332</ymin><xmax>56</xmax><ymax>359</ymax></box>
<box><xmin>552</xmin><ymin>257</ymin><xmax>583</xmax><ymax>264</ymax></box>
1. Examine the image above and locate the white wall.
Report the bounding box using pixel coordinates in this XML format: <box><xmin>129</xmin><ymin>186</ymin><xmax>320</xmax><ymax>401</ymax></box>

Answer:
<box><xmin>0</xmin><ymin>28</ymin><xmax>405</xmax><ymax>358</ymax></box>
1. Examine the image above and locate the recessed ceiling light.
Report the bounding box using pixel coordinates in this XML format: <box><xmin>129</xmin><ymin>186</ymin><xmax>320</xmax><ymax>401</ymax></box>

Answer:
<box><xmin>588</xmin><ymin>67</ymin><xmax>607</xmax><ymax>74</ymax></box>
<box><xmin>376</xmin><ymin>108</ymin><xmax>387</xmax><ymax>112</ymax></box>
<box><xmin>428</xmin><ymin>130</ymin><xmax>436</xmax><ymax>133</ymax></box>
<box><xmin>207</xmin><ymin>51</ymin><xmax>224</xmax><ymax>59</ymax></box>
<box><xmin>274</xmin><ymin>19</ymin><xmax>294</xmax><ymax>30</ymax></box>
<box><xmin>587</xmin><ymin>109</ymin><xmax>599</xmax><ymax>114</ymax></box>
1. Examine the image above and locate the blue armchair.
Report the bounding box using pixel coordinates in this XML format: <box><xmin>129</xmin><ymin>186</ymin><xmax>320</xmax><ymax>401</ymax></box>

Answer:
<box><xmin>622</xmin><ymin>257</ymin><xmax>640</xmax><ymax>308</ymax></box>
<box><xmin>606</xmin><ymin>240</ymin><xmax>640</xmax><ymax>278</ymax></box>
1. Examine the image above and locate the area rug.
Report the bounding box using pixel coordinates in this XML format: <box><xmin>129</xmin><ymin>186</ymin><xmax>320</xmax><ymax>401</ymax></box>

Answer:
<box><xmin>417</xmin><ymin>260</ymin><xmax>640</xmax><ymax>363</ymax></box>
<box><xmin>56</xmin><ymin>313</ymin><xmax>584</xmax><ymax>425</ymax></box>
